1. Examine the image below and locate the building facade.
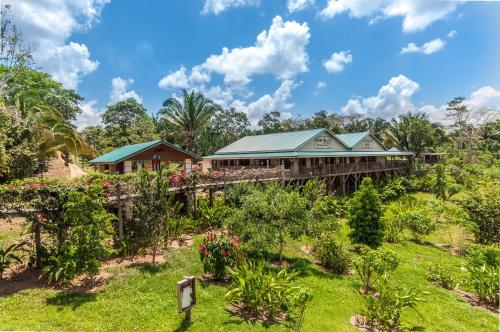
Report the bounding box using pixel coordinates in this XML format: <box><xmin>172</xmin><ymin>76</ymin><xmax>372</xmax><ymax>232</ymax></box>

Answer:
<box><xmin>202</xmin><ymin>129</ymin><xmax>413</xmax><ymax>193</ymax></box>
<box><xmin>89</xmin><ymin>140</ymin><xmax>199</xmax><ymax>174</ymax></box>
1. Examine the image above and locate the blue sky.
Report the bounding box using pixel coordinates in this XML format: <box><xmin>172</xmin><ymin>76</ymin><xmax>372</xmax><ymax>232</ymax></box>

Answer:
<box><xmin>10</xmin><ymin>0</ymin><xmax>500</xmax><ymax>128</ymax></box>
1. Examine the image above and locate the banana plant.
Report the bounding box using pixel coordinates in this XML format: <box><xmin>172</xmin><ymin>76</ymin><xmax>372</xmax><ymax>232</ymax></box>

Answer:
<box><xmin>0</xmin><ymin>241</ymin><xmax>26</xmax><ymax>279</ymax></box>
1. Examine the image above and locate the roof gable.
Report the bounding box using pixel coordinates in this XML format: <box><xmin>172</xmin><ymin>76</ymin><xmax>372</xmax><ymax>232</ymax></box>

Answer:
<box><xmin>334</xmin><ymin>132</ymin><xmax>370</xmax><ymax>149</ymax></box>
<box><xmin>215</xmin><ymin>128</ymin><xmax>326</xmax><ymax>154</ymax></box>
<box><xmin>90</xmin><ymin>140</ymin><xmax>198</xmax><ymax>163</ymax></box>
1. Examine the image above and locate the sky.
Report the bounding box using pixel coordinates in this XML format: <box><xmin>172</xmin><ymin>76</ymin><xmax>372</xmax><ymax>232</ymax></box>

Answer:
<box><xmin>8</xmin><ymin>0</ymin><xmax>500</xmax><ymax>129</ymax></box>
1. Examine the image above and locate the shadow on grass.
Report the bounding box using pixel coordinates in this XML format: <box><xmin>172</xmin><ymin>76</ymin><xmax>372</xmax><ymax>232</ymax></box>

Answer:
<box><xmin>172</xmin><ymin>318</ymin><xmax>192</xmax><ymax>332</ymax></box>
<box><xmin>126</xmin><ymin>262</ymin><xmax>172</xmax><ymax>274</ymax></box>
<box><xmin>46</xmin><ymin>291</ymin><xmax>97</xmax><ymax>310</ymax></box>
<box><xmin>222</xmin><ymin>307</ymin><xmax>277</xmax><ymax>329</ymax></box>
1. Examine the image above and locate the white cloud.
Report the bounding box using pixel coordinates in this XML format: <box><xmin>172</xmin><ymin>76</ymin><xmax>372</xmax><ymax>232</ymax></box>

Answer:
<box><xmin>231</xmin><ymin>80</ymin><xmax>297</xmax><ymax>125</ymax></box>
<box><xmin>316</xmin><ymin>81</ymin><xmax>327</xmax><ymax>89</ymax></box>
<box><xmin>110</xmin><ymin>77</ymin><xmax>143</xmax><ymax>104</ymax></box>
<box><xmin>202</xmin><ymin>0</ymin><xmax>259</xmax><ymax>15</ymax></box>
<box><xmin>320</xmin><ymin>0</ymin><xmax>460</xmax><ymax>33</ymax></box>
<box><xmin>341</xmin><ymin>74</ymin><xmax>419</xmax><ymax>118</ymax></box>
<box><xmin>73</xmin><ymin>100</ymin><xmax>102</xmax><ymax>130</ymax></box>
<box><xmin>466</xmin><ymin>86</ymin><xmax>500</xmax><ymax>110</ymax></box>
<box><xmin>323</xmin><ymin>51</ymin><xmax>352</xmax><ymax>73</ymax></box>
<box><xmin>158</xmin><ymin>65</ymin><xmax>210</xmax><ymax>90</ymax></box>
<box><xmin>287</xmin><ymin>0</ymin><xmax>315</xmax><ymax>13</ymax></box>
<box><xmin>159</xmin><ymin>16</ymin><xmax>310</xmax><ymax>90</ymax></box>
<box><xmin>447</xmin><ymin>30</ymin><xmax>457</xmax><ymax>38</ymax></box>
<box><xmin>10</xmin><ymin>0</ymin><xmax>109</xmax><ymax>89</ymax></box>
<box><xmin>400</xmin><ymin>38</ymin><xmax>445</xmax><ymax>55</ymax></box>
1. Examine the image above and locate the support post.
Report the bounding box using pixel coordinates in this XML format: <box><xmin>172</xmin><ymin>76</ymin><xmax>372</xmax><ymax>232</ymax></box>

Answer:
<box><xmin>116</xmin><ymin>183</ymin><xmax>123</xmax><ymax>240</ymax></box>
<box><xmin>208</xmin><ymin>187</ymin><xmax>214</xmax><ymax>207</ymax></box>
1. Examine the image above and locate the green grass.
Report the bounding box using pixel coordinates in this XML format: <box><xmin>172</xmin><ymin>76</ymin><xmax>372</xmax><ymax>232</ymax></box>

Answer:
<box><xmin>0</xmin><ymin>229</ymin><xmax>497</xmax><ymax>331</ymax></box>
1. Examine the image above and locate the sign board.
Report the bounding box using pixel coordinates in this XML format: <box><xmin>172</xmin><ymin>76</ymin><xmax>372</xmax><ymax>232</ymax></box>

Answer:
<box><xmin>177</xmin><ymin>276</ymin><xmax>196</xmax><ymax>313</ymax></box>
<box><xmin>314</xmin><ymin>137</ymin><xmax>333</xmax><ymax>149</ymax></box>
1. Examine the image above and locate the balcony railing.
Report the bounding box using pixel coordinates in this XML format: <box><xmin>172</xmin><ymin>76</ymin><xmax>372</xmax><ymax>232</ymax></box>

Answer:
<box><xmin>209</xmin><ymin>160</ymin><xmax>409</xmax><ymax>181</ymax></box>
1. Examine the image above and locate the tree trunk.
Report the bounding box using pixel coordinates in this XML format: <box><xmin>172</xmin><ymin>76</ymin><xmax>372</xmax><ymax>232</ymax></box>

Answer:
<box><xmin>152</xmin><ymin>245</ymin><xmax>157</xmax><ymax>264</ymax></box>
<box><xmin>34</xmin><ymin>221</ymin><xmax>42</xmax><ymax>268</ymax></box>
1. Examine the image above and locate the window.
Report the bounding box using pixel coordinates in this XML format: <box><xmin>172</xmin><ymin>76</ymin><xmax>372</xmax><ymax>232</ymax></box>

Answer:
<box><xmin>239</xmin><ymin>159</ymin><xmax>250</xmax><ymax>166</ymax></box>
<box><xmin>229</xmin><ymin>159</ymin><xmax>235</xmax><ymax>166</ymax></box>
<box><xmin>299</xmin><ymin>158</ymin><xmax>306</xmax><ymax>166</ymax></box>
<box><xmin>312</xmin><ymin>158</ymin><xmax>320</xmax><ymax>166</ymax></box>
<box><xmin>223</xmin><ymin>160</ymin><xmax>229</xmax><ymax>166</ymax></box>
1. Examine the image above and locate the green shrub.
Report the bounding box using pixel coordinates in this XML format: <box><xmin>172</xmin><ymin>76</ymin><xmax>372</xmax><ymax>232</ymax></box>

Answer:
<box><xmin>309</xmin><ymin>195</ymin><xmax>341</xmax><ymax>234</ymax></box>
<box><xmin>348</xmin><ymin>178</ymin><xmax>384</xmax><ymax>248</ymax></box>
<box><xmin>302</xmin><ymin>177</ymin><xmax>327</xmax><ymax>207</ymax></box>
<box><xmin>354</xmin><ymin>246</ymin><xmax>399</xmax><ymax>294</ymax></box>
<box><xmin>362</xmin><ymin>276</ymin><xmax>425</xmax><ymax>332</ymax></box>
<box><xmin>433</xmin><ymin>164</ymin><xmax>447</xmax><ymax>200</ymax></box>
<box><xmin>379</xmin><ymin>177</ymin><xmax>411</xmax><ymax>202</ymax></box>
<box><xmin>0</xmin><ymin>241</ymin><xmax>25</xmax><ymax>279</ymax></box>
<box><xmin>461</xmin><ymin>245</ymin><xmax>499</xmax><ymax>306</ymax></box>
<box><xmin>196</xmin><ymin>197</ymin><xmax>231</xmax><ymax>230</ymax></box>
<box><xmin>427</xmin><ymin>264</ymin><xmax>456</xmax><ymax>290</ymax></box>
<box><xmin>403</xmin><ymin>210</ymin><xmax>436</xmax><ymax>243</ymax></box>
<box><xmin>382</xmin><ymin>195</ymin><xmax>418</xmax><ymax>243</ymax></box>
<box><xmin>199</xmin><ymin>232</ymin><xmax>240</xmax><ymax>280</ymax></box>
<box><xmin>42</xmin><ymin>184</ymin><xmax>115</xmax><ymax>285</ymax></box>
<box><xmin>225</xmin><ymin>182</ymin><xmax>259</xmax><ymax>208</ymax></box>
<box><xmin>456</xmin><ymin>188</ymin><xmax>500</xmax><ymax>245</ymax></box>
<box><xmin>313</xmin><ymin>233</ymin><xmax>351</xmax><ymax>274</ymax></box>
<box><xmin>225</xmin><ymin>260</ymin><xmax>312</xmax><ymax>322</ymax></box>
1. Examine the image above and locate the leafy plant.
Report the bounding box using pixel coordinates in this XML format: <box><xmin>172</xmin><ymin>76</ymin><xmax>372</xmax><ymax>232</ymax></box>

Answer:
<box><xmin>41</xmin><ymin>184</ymin><xmax>115</xmax><ymax>285</ymax></box>
<box><xmin>403</xmin><ymin>209</ymin><xmax>436</xmax><ymax>243</ymax></box>
<box><xmin>348</xmin><ymin>177</ymin><xmax>384</xmax><ymax>248</ymax></box>
<box><xmin>362</xmin><ymin>276</ymin><xmax>425</xmax><ymax>332</ymax></box>
<box><xmin>225</xmin><ymin>260</ymin><xmax>311</xmax><ymax>322</ymax></box>
<box><xmin>456</xmin><ymin>187</ymin><xmax>500</xmax><ymax>245</ymax></box>
<box><xmin>354</xmin><ymin>246</ymin><xmax>399</xmax><ymax>294</ymax></box>
<box><xmin>302</xmin><ymin>177</ymin><xmax>327</xmax><ymax>207</ymax></box>
<box><xmin>382</xmin><ymin>195</ymin><xmax>418</xmax><ymax>243</ymax></box>
<box><xmin>433</xmin><ymin>164</ymin><xmax>447</xmax><ymax>200</ymax></box>
<box><xmin>0</xmin><ymin>241</ymin><xmax>25</xmax><ymax>279</ymax></box>
<box><xmin>313</xmin><ymin>233</ymin><xmax>351</xmax><ymax>274</ymax></box>
<box><xmin>196</xmin><ymin>197</ymin><xmax>231</xmax><ymax>230</ymax></box>
<box><xmin>427</xmin><ymin>264</ymin><xmax>456</xmax><ymax>290</ymax></box>
<box><xmin>226</xmin><ymin>183</ymin><xmax>309</xmax><ymax>264</ymax></box>
<box><xmin>199</xmin><ymin>232</ymin><xmax>240</xmax><ymax>280</ymax></box>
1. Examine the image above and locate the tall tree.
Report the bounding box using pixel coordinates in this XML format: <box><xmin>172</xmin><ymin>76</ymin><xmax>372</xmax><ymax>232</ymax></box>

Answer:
<box><xmin>446</xmin><ymin>97</ymin><xmax>492</xmax><ymax>163</ymax></box>
<box><xmin>386</xmin><ymin>112</ymin><xmax>440</xmax><ymax>156</ymax></box>
<box><xmin>257</xmin><ymin>111</ymin><xmax>283</xmax><ymax>134</ymax></box>
<box><xmin>158</xmin><ymin>90</ymin><xmax>219</xmax><ymax>152</ymax></box>
<box><xmin>348</xmin><ymin>177</ymin><xmax>383</xmax><ymax>248</ymax></box>
<box><xmin>101</xmin><ymin>98</ymin><xmax>158</xmax><ymax>149</ymax></box>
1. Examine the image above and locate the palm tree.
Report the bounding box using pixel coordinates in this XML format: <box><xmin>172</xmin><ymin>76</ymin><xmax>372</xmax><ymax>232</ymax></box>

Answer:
<box><xmin>158</xmin><ymin>90</ymin><xmax>220</xmax><ymax>152</ymax></box>
<box><xmin>385</xmin><ymin>112</ymin><xmax>439</xmax><ymax>156</ymax></box>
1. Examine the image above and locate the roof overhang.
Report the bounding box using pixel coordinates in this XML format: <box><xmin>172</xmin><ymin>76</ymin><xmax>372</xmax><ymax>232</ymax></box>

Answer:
<box><xmin>203</xmin><ymin>150</ymin><xmax>414</xmax><ymax>160</ymax></box>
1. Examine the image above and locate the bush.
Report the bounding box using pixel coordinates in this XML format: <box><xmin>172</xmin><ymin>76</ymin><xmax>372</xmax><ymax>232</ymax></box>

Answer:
<box><xmin>461</xmin><ymin>245</ymin><xmax>499</xmax><ymax>306</ymax></box>
<box><xmin>199</xmin><ymin>232</ymin><xmax>241</xmax><ymax>280</ymax></box>
<box><xmin>379</xmin><ymin>177</ymin><xmax>412</xmax><ymax>202</ymax></box>
<box><xmin>427</xmin><ymin>264</ymin><xmax>456</xmax><ymax>290</ymax></box>
<box><xmin>302</xmin><ymin>177</ymin><xmax>327</xmax><ymax>207</ymax></box>
<box><xmin>313</xmin><ymin>233</ymin><xmax>351</xmax><ymax>274</ymax></box>
<box><xmin>348</xmin><ymin>178</ymin><xmax>384</xmax><ymax>248</ymax></box>
<box><xmin>354</xmin><ymin>246</ymin><xmax>399</xmax><ymax>294</ymax></box>
<box><xmin>362</xmin><ymin>276</ymin><xmax>425</xmax><ymax>332</ymax></box>
<box><xmin>309</xmin><ymin>196</ymin><xmax>341</xmax><ymax>234</ymax></box>
<box><xmin>196</xmin><ymin>197</ymin><xmax>231</xmax><ymax>230</ymax></box>
<box><xmin>225</xmin><ymin>182</ymin><xmax>259</xmax><ymax>208</ymax></box>
<box><xmin>226</xmin><ymin>183</ymin><xmax>310</xmax><ymax>264</ymax></box>
<box><xmin>382</xmin><ymin>195</ymin><xmax>418</xmax><ymax>243</ymax></box>
<box><xmin>456</xmin><ymin>188</ymin><xmax>500</xmax><ymax>245</ymax></box>
<box><xmin>41</xmin><ymin>184</ymin><xmax>115</xmax><ymax>285</ymax></box>
<box><xmin>433</xmin><ymin>164</ymin><xmax>446</xmax><ymax>200</ymax></box>
<box><xmin>225</xmin><ymin>260</ymin><xmax>312</xmax><ymax>322</ymax></box>
<box><xmin>403</xmin><ymin>209</ymin><xmax>436</xmax><ymax>243</ymax></box>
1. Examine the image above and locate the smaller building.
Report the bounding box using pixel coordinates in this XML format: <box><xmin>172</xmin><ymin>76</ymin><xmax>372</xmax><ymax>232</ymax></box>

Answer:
<box><xmin>89</xmin><ymin>140</ymin><xmax>199</xmax><ymax>174</ymax></box>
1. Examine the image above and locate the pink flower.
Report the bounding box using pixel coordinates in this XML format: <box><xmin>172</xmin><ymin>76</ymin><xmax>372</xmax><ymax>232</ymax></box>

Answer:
<box><xmin>37</xmin><ymin>214</ymin><xmax>46</xmax><ymax>221</ymax></box>
<box><xmin>199</xmin><ymin>243</ymin><xmax>206</xmax><ymax>251</ymax></box>
<box><xmin>101</xmin><ymin>181</ymin><xmax>112</xmax><ymax>188</ymax></box>
<box><xmin>28</xmin><ymin>183</ymin><xmax>38</xmax><ymax>189</ymax></box>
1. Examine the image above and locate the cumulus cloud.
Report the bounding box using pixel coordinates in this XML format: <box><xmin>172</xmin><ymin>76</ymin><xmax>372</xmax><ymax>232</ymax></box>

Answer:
<box><xmin>202</xmin><ymin>0</ymin><xmax>259</xmax><ymax>15</ymax></box>
<box><xmin>400</xmin><ymin>38</ymin><xmax>445</xmax><ymax>55</ymax></box>
<box><xmin>320</xmin><ymin>0</ymin><xmax>460</xmax><ymax>33</ymax></box>
<box><xmin>110</xmin><ymin>77</ymin><xmax>143</xmax><ymax>104</ymax></box>
<box><xmin>316</xmin><ymin>81</ymin><xmax>327</xmax><ymax>89</ymax></box>
<box><xmin>341</xmin><ymin>74</ymin><xmax>420</xmax><ymax>118</ymax></box>
<box><xmin>158</xmin><ymin>16</ymin><xmax>310</xmax><ymax>90</ymax></box>
<box><xmin>287</xmin><ymin>0</ymin><xmax>315</xmax><ymax>13</ymax></box>
<box><xmin>73</xmin><ymin>100</ymin><xmax>102</xmax><ymax>130</ymax></box>
<box><xmin>231</xmin><ymin>80</ymin><xmax>297</xmax><ymax>125</ymax></box>
<box><xmin>9</xmin><ymin>0</ymin><xmax>109</xmax><ymax>89</ymax></box>
<box><xmin>323</xmin><ymin>51</ymin><xmax>352</xmax><ymax>73</ymax></box>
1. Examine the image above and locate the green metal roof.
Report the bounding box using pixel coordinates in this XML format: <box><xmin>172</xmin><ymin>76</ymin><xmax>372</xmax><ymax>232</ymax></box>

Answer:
<box><xmin>335</xmin><ymin>132</ymin><xmax>370</xmax><ymax>149</ymax></box>
<box><xmin>90</xmin><ymin>140</ymin><xmax>198</xmax><ymax>164</ymax></box>
<box><xmin>215</xmin><ymin>128</ymin><xmax>325</xmax><ymax>154</ymax></box>
<box><xmin>204</xmin><ymin>150</ymin><xmax>413</xmax><ymax>159</ymax></box>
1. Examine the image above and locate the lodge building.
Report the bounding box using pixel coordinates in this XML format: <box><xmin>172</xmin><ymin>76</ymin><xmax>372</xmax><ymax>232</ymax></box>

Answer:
<box><xmin>202</xmin><ymin>128</ymin><xmax>413</xmax><ymax>193</ymax></box>
<box><xmin>89</xmin><ymin>140</ymin><xmax>199</xmax><ymax>174</ymax></box>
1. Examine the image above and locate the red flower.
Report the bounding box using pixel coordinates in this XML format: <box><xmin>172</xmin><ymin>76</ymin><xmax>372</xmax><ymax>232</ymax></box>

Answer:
<box><xmin>37</xmin><ymin>214</ymin><xmax>46</xmax><ymax>222</ymax></box>
<box><xmin>101</xmin><ymin>181</ymin><xmax>112</xmax><ymax>188</ymax></box>
<box><xmin>28</xmin><ymin>183</ymin><xmax>38</xmax><ymax>189</ymax></box>
<box><xmin>39</xmin><ymin>183</ymin><xmax>47</xmax><ymax>188</ymax></box>
<box><xmin>199</xmin><ymin>243</ymin><xmax>206</xmax><ymax>251</ymax></box>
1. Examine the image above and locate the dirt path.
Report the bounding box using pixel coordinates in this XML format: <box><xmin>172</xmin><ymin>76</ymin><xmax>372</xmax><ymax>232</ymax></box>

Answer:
<box><xmin>45</xmin><ymin>153</ymin><xmax>87</xmax><ymax>179</ymax></box>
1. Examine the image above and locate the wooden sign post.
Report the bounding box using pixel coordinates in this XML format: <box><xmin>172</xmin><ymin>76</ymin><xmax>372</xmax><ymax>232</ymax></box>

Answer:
<box><xmin>176</xmin><ymin>276</ymin><xmax>196</xmax><ymax>324</ymax></box>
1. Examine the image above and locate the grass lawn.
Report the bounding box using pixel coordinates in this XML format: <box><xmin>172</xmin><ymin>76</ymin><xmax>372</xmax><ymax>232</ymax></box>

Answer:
<box><xmin>1</xmin><ymin>219</ymin><xmax>498</xmax><ymax>332</ymax></box>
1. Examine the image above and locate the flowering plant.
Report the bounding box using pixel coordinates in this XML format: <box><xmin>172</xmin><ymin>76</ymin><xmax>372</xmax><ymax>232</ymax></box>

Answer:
<box><xmin>199</xmin><ymin>231</ymin><xmax>241</xmax><ymax>280</ymax></box>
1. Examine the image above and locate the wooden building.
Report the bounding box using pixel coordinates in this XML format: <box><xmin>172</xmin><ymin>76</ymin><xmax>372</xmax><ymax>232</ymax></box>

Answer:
<box><xmin>202</xmin><ymin>128</ymin><xmax>414</xmax><ymax>193</ymax></box>
<box><xmin>89</xmin><ymin>140</ymin><xmax>199</xmax><ymax>174</ymax></box>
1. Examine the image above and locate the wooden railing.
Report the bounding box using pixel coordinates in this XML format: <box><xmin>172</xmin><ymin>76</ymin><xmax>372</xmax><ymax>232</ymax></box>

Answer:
<box><xmin>292</xmin><ymin>160</ymin><xmax>409</xmax><ymax>177</ymax></box>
